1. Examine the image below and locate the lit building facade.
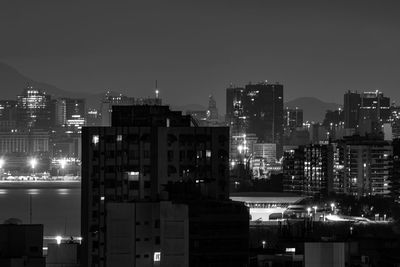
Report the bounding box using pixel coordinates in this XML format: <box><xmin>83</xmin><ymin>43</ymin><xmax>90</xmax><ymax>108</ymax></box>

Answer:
<box><xmin>226</xmin><ymin>82</ymin><xmax>284</xmax><ymax>157</ymax></box>
<box><xmin>342</xmin><ymin>136</ymin><xmax>392</xmax><ymax>196</ymax></box>
<box><xmin>17</xmin><ymin>86</ymin><xmax>52</xmax><ymax>129</ymax></box>
<box><xmin>282</xmin><ymin>148</ymin><xmax>304</xmax><ymax>195</ymax></box>
<box><xmin>283</xmin><ymin>144</ymin><xmax>333</xmax><ymax>197</ymax></box>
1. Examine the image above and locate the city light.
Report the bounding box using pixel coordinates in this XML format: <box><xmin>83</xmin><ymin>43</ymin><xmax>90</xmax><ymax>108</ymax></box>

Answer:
<box><xmin>313</xmin><ymin>206</ymin><xmax>318</xmax><ymax>213</ymax></box>
<box><xmin>153</xmin><ymin>252</ymin><xmax>161</xmax><ymax>262</ymax></box>
<box><xmin>330</xmin><ymin>203</ymin><xmax>335</xmax><ymax>212</ymax></box>
<box><xmin>30</xmin><ymin>158</ymin><xmax>38</xmax><ymax>170</ymax></box>
<box><xmin>58</xmin><ymin>158</ymin><xmax>67</xmax><ymax>169</ymax></box>
<box><xmin>55</xmin><ymin>235</ymin><xmax>62</xmax><ymax>245</ymax></box>
<box><xmin>0</xmin><ymin>158</ymin><xmax>4</xmax><ymax>169</ymax></box>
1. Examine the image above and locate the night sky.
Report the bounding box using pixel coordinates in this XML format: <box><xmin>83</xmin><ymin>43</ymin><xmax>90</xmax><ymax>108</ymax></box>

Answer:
<box><xmin>1</xmin><ymin>0</ymin><xmax>400</xmax><ymax>109</ymax></box>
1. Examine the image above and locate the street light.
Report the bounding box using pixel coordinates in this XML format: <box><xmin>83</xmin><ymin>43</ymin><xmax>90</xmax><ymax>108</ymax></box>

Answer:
<box><xmin>330</xmin><ymin>203</ymin><xmax>335</xmax><ymax>213</ymax></box>
<box><xmin>59</xmin><ymin>158</ymin><xmax>67</xmax><ymax>169</ymax></box>
<box><xmin>307</xmin><ymin>207</ymin><xmax>311</xmax><ymax>216</ymax></box>
<box><xmin>313</xmin><ymin>206</ymin><xmax>318</xmax><ymax>214</ymax></box>
<box><xmin>30</xmin><ymin>158</ymin><xmax>37</xmax><ymax>175</ymax></box>
<box><xmin>55</xmin><ymin>235</ymin><xmax>62</xmax><ymax>245</ymax></box>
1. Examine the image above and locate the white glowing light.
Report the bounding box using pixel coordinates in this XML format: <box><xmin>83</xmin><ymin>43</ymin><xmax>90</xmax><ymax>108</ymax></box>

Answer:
<box><xmin>59</xmin><ymin>158</ymin><xmax>67</xmax><ymax>169</ymax></box>
<box><xmin>55</xmin><ymin>235</ymin><xmax>62</xmax><ymax>245</ymax></box>
<box><xmin>30</xmin><ymin>158</ymin><xmax>38</xmax><ymax>170</ymax></box>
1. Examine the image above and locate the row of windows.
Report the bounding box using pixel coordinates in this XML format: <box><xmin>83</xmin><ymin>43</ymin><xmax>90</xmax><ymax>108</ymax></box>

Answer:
<box><xmin>92</xmin><ymin>134</ymin><xmax>228</xmax><ymax>146</ymax></box>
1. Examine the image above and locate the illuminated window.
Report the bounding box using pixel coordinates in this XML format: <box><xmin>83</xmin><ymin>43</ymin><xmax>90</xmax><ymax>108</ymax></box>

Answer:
<box><xmin>154</xmin><ymin>252</ymin><xmax>161</xmax><ymax>262</ymax></box>
<box><xmin>206</xmin><ymin>150</ymin><xmax>211</xmax><ymax>158</ymax></box>
<box><xmin>117</xmin><ymin>135</ymin><xmax>122</xmax><ymax>142</ymax></box>
<box><xmin>92</xmin><ymin>135</ymin><xmax>99</xmax><ymax>145</ymax></box>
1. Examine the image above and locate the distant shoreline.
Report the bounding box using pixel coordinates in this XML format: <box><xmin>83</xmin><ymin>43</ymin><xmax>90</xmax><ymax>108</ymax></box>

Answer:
<box><xmin>0</xmin><ymin>181</ymin><xmax>81</xmax><ymax>189</ymax></box>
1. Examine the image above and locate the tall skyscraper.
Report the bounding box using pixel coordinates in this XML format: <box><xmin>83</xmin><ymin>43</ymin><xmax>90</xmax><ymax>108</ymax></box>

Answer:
<box><xmin>206</xmin><ymin>95</ymin><xmax>218</xmax><ymax>121</ymax></box>
<box><xmin>17</xmin><ymin>86</ymin><xmax>52</xmax><ymax>129</ymax></box>
<box><xmin>81</xmin><ymin>105</ymin><xmax>248</xmax><ymax>267</ymax></box>
<box><xmin>226</xmin><ymin>82</ymin><xmax>284</xmax><ymax>157</ymax></box>
<box><xmin>283</xmin><ymin>107</ymin><xmax>303</xmax><ymax>136</ymax></box>
<box><xmin>344</xmin><ymin>90</ymin><xmax>391</xmax><ymax>134</ymax></box>
<box><xmin>226</xmin><ymin>86</ymin><xmax>247</xmax><ymax>136</ymax></box>
<box><xmin>344</xmin><ymin>90</ymin><xmax>361</xmax><ymax>129</ymax></box>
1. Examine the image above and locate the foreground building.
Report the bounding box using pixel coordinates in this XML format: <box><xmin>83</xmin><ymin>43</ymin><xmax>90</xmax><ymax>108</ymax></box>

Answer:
<box><xmin>81</xmin><ymin>105</ymin><xmax>248</xmax><ymax>267</ymax></box>
<box><xmin>0</xmin><ymin>222</ymin><xmax>45</xmax><ymax>267</ymax></box>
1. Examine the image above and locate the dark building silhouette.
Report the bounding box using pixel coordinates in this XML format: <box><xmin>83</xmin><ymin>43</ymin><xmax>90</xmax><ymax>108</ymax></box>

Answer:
<box><xmin>0</xmin><ymin>100</ymin><xmax>18</xmax><ymax>130</ymax></box>
<box><xmin>226</xmin><ymin>82</ymin><xmax>284</xmax><ymax>157</ymax></box>
<box><xmin>344</xmin><ymin>90</ymin><xmax>360</xmax><ymax>129</ymax></box>
<box><xmin>344</xmin><ymin>90</ymin><xmax>391</xmax><ymax>135</ymax></box>
<box><xmin>81</xmin><ymin>105</ymin><xmax>248</xmax><ymax>267</ymax></box>
<box><xmin>392</xmin><ymin>139</ymin><xmax>400</xmax><ymax>202</ymax></box>
<box><xmin>283</xmin><ymin>107</ymin><xmax>303</xmax><ymax>136</ymax></box>
<box><xmin>0</xmin><ymin>222</ymin><xmax>45</xmax><ymax>267</ymax></box>
<box><xmin>206</xmin><ymin>94</ymin><xmax>218</xmax><ymax>121</ymax></box>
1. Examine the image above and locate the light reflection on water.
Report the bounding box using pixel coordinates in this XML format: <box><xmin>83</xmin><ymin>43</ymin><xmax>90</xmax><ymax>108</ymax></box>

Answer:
<box><xmin>0</xmin><ymin>184</ymin><xmax>80</xmax><ymax>236</ymax></box>
<box><xmin>57</xmin><ymin>188</ymin><xmax>70</xmax><ymax>195</ymax></box>
<box><xmin>27</xmin><ymin>189</ymin><xmax>40</xmax><ymax>195</ymax></box>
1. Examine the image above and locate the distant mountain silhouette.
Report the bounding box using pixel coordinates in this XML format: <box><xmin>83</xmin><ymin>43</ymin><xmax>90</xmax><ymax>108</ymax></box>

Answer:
<box><xmin>0</xmin><ymin>62</ymin><xmax>114</xmax><ymax>109</ymax></box>
<box><xmin>0</xmin><ymin>62</ymin><xmax>341</xmax><ymax>122</ymax></box>
<box><xmin>0</xmin><ymin>62</ymin><xmax>90</xmax><ymax>99</ymax></box>
<box><xmin>285</xmin><ymin>97</ymin><xmax>341</xmax><ymax>122</ymax></box>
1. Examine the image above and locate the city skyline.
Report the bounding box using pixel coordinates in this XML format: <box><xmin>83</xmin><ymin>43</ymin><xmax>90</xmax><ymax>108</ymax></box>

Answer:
<box><xmin>1</xmin><ymin>0</ymin><xmax>400</xmax><ymax>109</ymax></box>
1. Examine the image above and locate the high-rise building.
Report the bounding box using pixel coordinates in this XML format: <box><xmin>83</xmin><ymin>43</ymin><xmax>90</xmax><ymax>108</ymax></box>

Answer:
<box><xmin>17</xmin><ymin>86</ymin><xmax>52</xmax><ymax>129</ymax></box>
<box><xmin>283</xmin><ymin>107</ymin><xmax>303</xmax><ymax>136</ymax></box>
<box><xmin>303</xmin><ymin>144</ymin><xmax>334</xmax><ymax>196</ymax></box>
<box><xmin>392</xmin><ymin>139</ymin><xmax>400</xmax><ymax>202</ymax></box>
<box><xmin>342</xmin><ymin>135</ymin><xmax>392</xmax><ymax>196</ymax></box>
<box><xmin>358</xmin><ymin>91</ymin><xmax>391</xmax><ymax>134</ymax></box>
<box><xmin>81</xmin><ymin>105</ymin><xmax>248</xmax><ymax>267</ymax></box>
<box><xmin>282</xmin><ymin>148</ymin><xmax>304</xmax><ymax>194</ymax></box>
<box><xmin>54</xmin><ymin>98</ymin><xmax>86</xmax><ymax>132</ymax></box>
<box><xmin>0</xmin><ymin>100</ymin><xmax>18</xmax><ymax>130</ymax></box>
<box><xmin>226</xmin><ymin>82</ymin><xmax>284</xmax><ymax>157</ymax></box>
<box><xmin>344</xmin><ymin>90</ymin><xmax>391</xmax><ymax>134</ymax></box>
<box><xmin>344</xmin><ymin>91</ymin><xmax>361</xmax><ymax>129</ymax></box>
<box><xmin>283</xmin><ymin>144</ymin><xmax>333</xmax><ymax>197</ymax></box>
<box><xmin>207</xmin><ymin>95</ymin><xmax>218</xmax><ymax>121</ymax></box>
<box><xmin>226</xmin><ymin>86</ymin><xmax>247</xmax><ymax>136</ymax></box>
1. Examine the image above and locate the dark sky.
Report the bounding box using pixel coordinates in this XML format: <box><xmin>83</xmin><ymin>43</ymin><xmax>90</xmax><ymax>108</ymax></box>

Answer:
<box><xmin>1</xmin><ymin>0</ymin><xmax>400</xmax><ymax>110</ymax></box>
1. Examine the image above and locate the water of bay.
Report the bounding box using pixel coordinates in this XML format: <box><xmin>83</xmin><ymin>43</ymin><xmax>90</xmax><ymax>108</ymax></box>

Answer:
<box><xmin>0</xmin><ymin>182</ymin><xmax>81</xmax><ymax>236</ymax></box>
